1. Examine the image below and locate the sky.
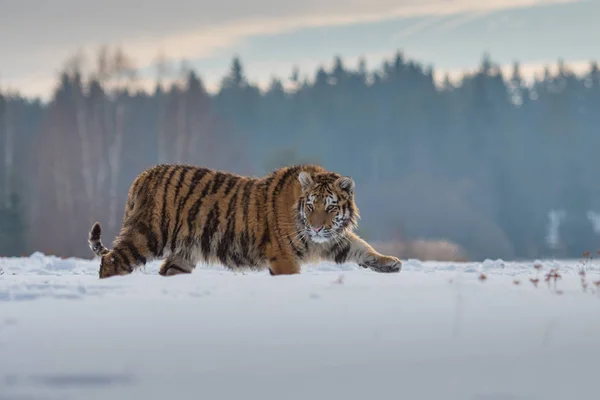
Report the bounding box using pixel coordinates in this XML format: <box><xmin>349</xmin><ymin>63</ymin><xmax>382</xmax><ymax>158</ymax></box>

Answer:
<box><xmin>0</xmin><ymin>0</ymin><xmax>598</xmax><ymax>100</ymax></box>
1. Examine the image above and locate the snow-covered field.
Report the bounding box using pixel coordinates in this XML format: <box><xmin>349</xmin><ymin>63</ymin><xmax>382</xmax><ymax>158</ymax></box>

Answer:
<box><xmin>1</xmin><ymin>253</ymin><xmax>600</xmax><ymax>400</ymax></box>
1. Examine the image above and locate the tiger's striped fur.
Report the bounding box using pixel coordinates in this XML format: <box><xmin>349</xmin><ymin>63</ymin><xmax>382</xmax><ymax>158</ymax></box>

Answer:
<box><xmin>88</xmin><ymin>164</ymin><xmax>402</xmax><ymax>278</ymax></box>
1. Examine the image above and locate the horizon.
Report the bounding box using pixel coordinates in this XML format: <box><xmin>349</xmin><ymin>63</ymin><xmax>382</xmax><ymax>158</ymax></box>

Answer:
<box><xmin>1</xmin><ymin>50</ymin><xmax>597</xmax><ymax>103</ymax></box>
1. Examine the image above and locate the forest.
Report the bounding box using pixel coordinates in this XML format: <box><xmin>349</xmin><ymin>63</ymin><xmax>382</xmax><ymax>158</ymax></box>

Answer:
<box><xmin>1</xmin><ymin>48</ymin><xmax>599</xmax><ymax>261</ymax></box>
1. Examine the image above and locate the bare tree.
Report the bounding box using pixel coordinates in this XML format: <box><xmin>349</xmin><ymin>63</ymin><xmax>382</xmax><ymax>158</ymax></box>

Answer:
<box><xmin>174</xmin><ymin>60</ymin><xmax>193</xmax><ymax>163</ymax></box>
<box><xmin>108</xmin><ymin>101</ymin><xmax>124</xmax><ymax>231</ymax></box>
<box><xmin>0</xmin><ymin>92</ymin><xmax>7</xmax><ymax>206</ymax></box>
<box><xmin>3</xmin><ymin>101</ymin><xmax>14</xmax><ymax>207</ymax></box>
<box><xmin>73</xmin><ymin>71</ymin><xmax>95</xmax><ymax>205</ymax></box>
<box><xmin>106</xmin><ymin>46</ymin><xmax>136</xmax><ymax>231</ymax></box>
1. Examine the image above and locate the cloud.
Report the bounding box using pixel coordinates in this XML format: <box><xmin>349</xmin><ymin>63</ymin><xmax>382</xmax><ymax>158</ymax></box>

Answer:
<box><xmin>0</xmin><ymin>0</ymin><xmax>581</xmax><ymax>98</ymax></box>
<box><xmin>428</xmin><ymin>10</ymin><xmax>493</xmax><ymax>33</ymax></box>
<box><xmin>392</xmin><ymin>15</ymin><xmax>452</xmax><ymax>41</ymax></box>
<box><xmin>391</xmin><ymin>0</ymin><xmax>578</xmax><ymax>42</ymax></box>
<box><xmin>390</xmin><ymin>8</ymin><xmax>492</xmax><ymax>43</ymax></box>
<box><xmin>93</xmin><ymin>0</ymin><xmax>580</xmax><ymax>68</ymax></box>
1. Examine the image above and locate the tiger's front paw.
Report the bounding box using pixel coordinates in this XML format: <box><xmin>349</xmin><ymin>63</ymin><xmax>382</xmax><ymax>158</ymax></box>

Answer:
<box><xmin>360</xmin><ymin>255</ymin><xmax>402</xmax><ymax>273</ymax></box>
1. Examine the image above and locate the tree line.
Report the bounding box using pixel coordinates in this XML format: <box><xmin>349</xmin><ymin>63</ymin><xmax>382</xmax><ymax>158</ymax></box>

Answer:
<box><xmin>1</xmin><ymin>48</ymin><xmax>599</xmax><ymax>261</ymax></box>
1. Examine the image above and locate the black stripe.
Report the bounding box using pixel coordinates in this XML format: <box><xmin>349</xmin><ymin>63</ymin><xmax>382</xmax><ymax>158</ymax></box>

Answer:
<box><xmin>171</xmin><ymin>168</ymin><xmax>210</xmax><ymax>252</ymax></box>
<box><xmin>338</xmin><ymin>204</ymin><xmax>347</xmax><ymax>228</ymax></box>
<box><xmin>217</xmin><ymin>190</ymin><xmax>239</xmax><ymax>265</ymax></box>
<box><xmin>211</xmin><ymin>172</ymin><xmax>228</xmax><ymax>195</ymax></box>
<box><xmin>151</xmin><ymin>165</ymin><xmax>170</xmax><ymax>197</ymax></box>
<box><xmin>166</xmin><ymin>265</ymin><xmax>189</xmax><ymax>274</ymax></box>
<box><xmin>159</xmin><ymin>166</ymin><xmax>179</xmax><ymax>256</ymax></box>
<box><xmin>288</xmin><ymin>235</ymin><xmax>304</xmax><ymax>258</ymax></box>
<box><xmin>140</xmin><ymin>165</ymin><xmax>171</xmax><ymax>218</ymax></box>
<box><xmin>132</xmin><ymin>167</ymin><xmax>156</xmax><ymax>199</ymax></box>
<box><xmin>134</xmin><ymin>167</ymin><xmax>161</xmax><ymax>214</ymax></box>
<box><xmin>241</xmin><ymin>180</ymin><xmax>252</xmax><ymax>225</ymax></box>
<box><xmin>239</xmin><ymin>180</ymin><xmax>253</xmax><ymax>260</ymax></box>
<box><xmin>227</xmin><ymin>182</ymin><xmax>243</xmax><ymax>221</ymax></box>
<box><xmin>200</xmin><ymin>204</ymin><xmax>220</xmax><ymax>261</ymax></box>
<box><xmin>138</xmin><ymin>222</ymin><xmax>159</xmax><ymax>255</ymax></box>
<box><xmin>263</xmin><ymin>175</ymin><xmax>275</xmax><ymax>191</ymax></box>
<box><xmin>239</xmin><ymin>232</ymin><xmax>249</xmax><ymax>264</ymax></box>
<box><xmin>271</xmin><ymin>167</ymin><xmax>301</xmax><ymax>250</ymax></box>
<box><xmin>258</xmin><ymin>225</ymin><xmax>270</xmax><ymax>251</ymax></box>
<box><xmin>168</xmin><ymin>166</ymin><xmax>193</xmax><ymax>253</ymax></box>
<box><xmin>233</xmin><ymin>181</ymin><xmax>253</xmax><ymax>266</ymax></box>
<box><xmin>172</xmin><ymin>166</ymin><xmax>192</xmax><ymax>207</ymax></box>
<box><xmin>223</xmin><ymin>176</ymin><xmax>239</xmax><ymax>196</ymax></box>
<box><xmin>334</xmin><ymin>242</ymin><xmax>351</xmax><ymax>264</ymax></box>
<box><xmin>341</xmin><ymin>203</ymin><xmax>355</xmax><ymax>229</ymax></box>
<box><xmin>125</xmin><ymin>241</ymin><xmax>146</xmax><ymax>265</ymax></box>
<box><xmin>271</xmin><ymin>167</ymin><xmax>300</xmax><ymax>208</ymax></box>
<box><xmin>251</xmin><ymin>182</ymin><xmax>260</xmax><ymax>251</ymax></box>
<box><xmin>256</xmin><ymin>177</ymin><xmax>274</xmax><ymax>257</ymax></box>
<box><xmin>218</xmin><ymin>175</ymin><xmax>231</xmax><ymax>198</ymax></box>
<box><xmin>114</xmin><ymin>248</ymin><xmax>132</xmax><ymax>269</ymax></box>
<box><xmin>230</xmin><ymin>251</ymin><xmax>245</xmax><ymax>267</ymax></box>
<box><xmin>259</xmin><ymin>176</ymin><xmax>274</xmax><ymax>219</ymax></box>
<box><xmin>187</xmin><ymin>174</ymin><xmax>215</xmax><ymax>237</ymax></box>
<box><xmin>297</xmin><ymin>199</ymin><xmax>306</xmax><ymax>224</ymax></box>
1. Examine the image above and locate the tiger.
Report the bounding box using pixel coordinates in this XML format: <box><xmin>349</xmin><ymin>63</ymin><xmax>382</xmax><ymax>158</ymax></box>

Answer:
<box><xmin>88</xmin><ymin>163</ymin><xmax>402</xmax><ymax>278</ymax></box>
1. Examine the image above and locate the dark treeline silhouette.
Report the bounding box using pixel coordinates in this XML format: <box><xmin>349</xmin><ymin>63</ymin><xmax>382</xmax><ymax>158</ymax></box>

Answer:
<box><xmin>1</xmin><ymin>48</ymin><xmax>599</xmax><ymax>261</ymax></box>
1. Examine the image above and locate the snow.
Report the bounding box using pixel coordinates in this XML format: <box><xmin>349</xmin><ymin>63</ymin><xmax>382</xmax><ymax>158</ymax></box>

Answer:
<box><xmin>1</xmin><ymin>254</ymin><xmax>600</xmax><ymax>400</ymax></box>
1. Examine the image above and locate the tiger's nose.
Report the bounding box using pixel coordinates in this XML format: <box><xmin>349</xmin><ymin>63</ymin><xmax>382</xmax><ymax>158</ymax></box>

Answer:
<box><xmin>313</xmin><ymin>226</ymin><xmax>323</xmax><ymax>232</ymax></box>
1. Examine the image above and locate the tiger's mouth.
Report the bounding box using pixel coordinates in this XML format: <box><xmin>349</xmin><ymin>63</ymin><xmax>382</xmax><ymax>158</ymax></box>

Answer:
<box><xmin>310</xmin><ymin>235</ymin><xmax>330</xmax><ymax>243</ymax></box>
<box><xmin>307</xmin><ymin>226</ymin><xmax>333</xmax><ymax>243</ymax></box>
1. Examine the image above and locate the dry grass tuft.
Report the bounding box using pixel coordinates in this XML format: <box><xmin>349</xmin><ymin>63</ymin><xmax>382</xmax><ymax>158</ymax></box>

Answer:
<box><xmin>544</xmin><ymin>268</ymin><xmax>562</xmax><ymax>294</ymax></box>
<box><xmin>530</xmin><ymin>262</ymin><xmax>543</xmax><ymax>288</ymax></box>
<box><xmin>530</xmin><ymin>278</ymin><xmax>540</xmax><ymax>288</ymax></box>
<box><xmin>579</xmin><ymin>269</ymin><xmax>589</xmax><ymax>293</ymax></box>
<box><xmin>373</xmin><ymin>239</ymin><xmax>466</xmax><ymax>262</ymax></box>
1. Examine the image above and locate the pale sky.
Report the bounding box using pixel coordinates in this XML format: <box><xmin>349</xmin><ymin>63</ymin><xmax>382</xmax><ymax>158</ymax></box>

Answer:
<box><xmin>0</xmin><ymin>0</ymin><xmax>597</xmax><ymax>100</ymax></box>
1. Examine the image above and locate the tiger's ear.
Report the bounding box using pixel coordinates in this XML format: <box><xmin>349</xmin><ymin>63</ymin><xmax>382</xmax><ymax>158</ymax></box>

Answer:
<box><xmin>335</xmin><ymin>176</ymin><xmax>355</xmax><ymax>195</ymax></box>
<box><xmin>298</xmin><ymin>171</ymin><xmax>314</xmax><ymax>192</ymax></box>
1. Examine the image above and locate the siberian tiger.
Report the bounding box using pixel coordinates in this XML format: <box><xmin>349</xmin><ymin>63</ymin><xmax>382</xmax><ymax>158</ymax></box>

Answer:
<box><xmin>88</xmin><ymin>164</ymin><xmax>402</xmax><ymax>278</ymax></box>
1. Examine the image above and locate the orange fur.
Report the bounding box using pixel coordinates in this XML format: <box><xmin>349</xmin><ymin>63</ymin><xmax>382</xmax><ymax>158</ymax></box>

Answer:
<box><xmin>88</xmin><ymin>164</ymin><xmax>402</xmax><ymax>278</ymax></box>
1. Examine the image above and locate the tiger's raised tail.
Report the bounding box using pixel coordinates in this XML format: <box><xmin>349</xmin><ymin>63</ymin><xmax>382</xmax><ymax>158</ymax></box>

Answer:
<box><xmin>89</xmin><ymin>222</ymin><xmax>110</xmax><ymax>257</ymax></box>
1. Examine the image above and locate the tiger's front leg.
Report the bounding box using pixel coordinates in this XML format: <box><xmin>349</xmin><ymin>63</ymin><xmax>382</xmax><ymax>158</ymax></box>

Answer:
<box><xmin>267</xmin><ymin>256</ymin><xmax>301</xmax><ymax>275</ymax></box>
<box><xmin>330</xmin><ymin>232</ymin><xmax>402</xmax><ymax>273</ymax></box>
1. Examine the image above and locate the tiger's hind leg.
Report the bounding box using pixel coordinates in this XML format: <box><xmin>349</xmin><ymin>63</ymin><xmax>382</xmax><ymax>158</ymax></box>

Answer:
<box><xmin>158</xmin><ymin>254</ymin><xmax>197</xmax><ymax>276</ymax></box>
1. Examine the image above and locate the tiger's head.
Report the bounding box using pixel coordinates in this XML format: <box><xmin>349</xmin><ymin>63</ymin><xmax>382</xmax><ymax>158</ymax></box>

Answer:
<box><xmin>296</xmin><ymin>170</ymin><xmax>359</xmax><ymax>244</ymax></box>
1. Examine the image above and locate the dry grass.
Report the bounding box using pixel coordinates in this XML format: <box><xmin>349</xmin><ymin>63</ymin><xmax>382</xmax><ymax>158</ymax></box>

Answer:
<box><xmin>577</xmin><ymin>251</ymin><xmax>600</xmax><ymax>297</ymax></box>
<box><xmin>373</xmin><ymin>239</ymin><xmax>466</xmax><ymax>262</ymax></box>
<box><xmin>471</xmin><ymin>249</ymin><xmax>600</xmax><ymax>298</ymax></box>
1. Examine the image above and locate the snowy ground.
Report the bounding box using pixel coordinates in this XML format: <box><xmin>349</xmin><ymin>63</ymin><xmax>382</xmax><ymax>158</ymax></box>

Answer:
<box><xmin>1</xmin><ymin>253</ymin><xmax>600</xmax><ymax>400</ymax></box>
